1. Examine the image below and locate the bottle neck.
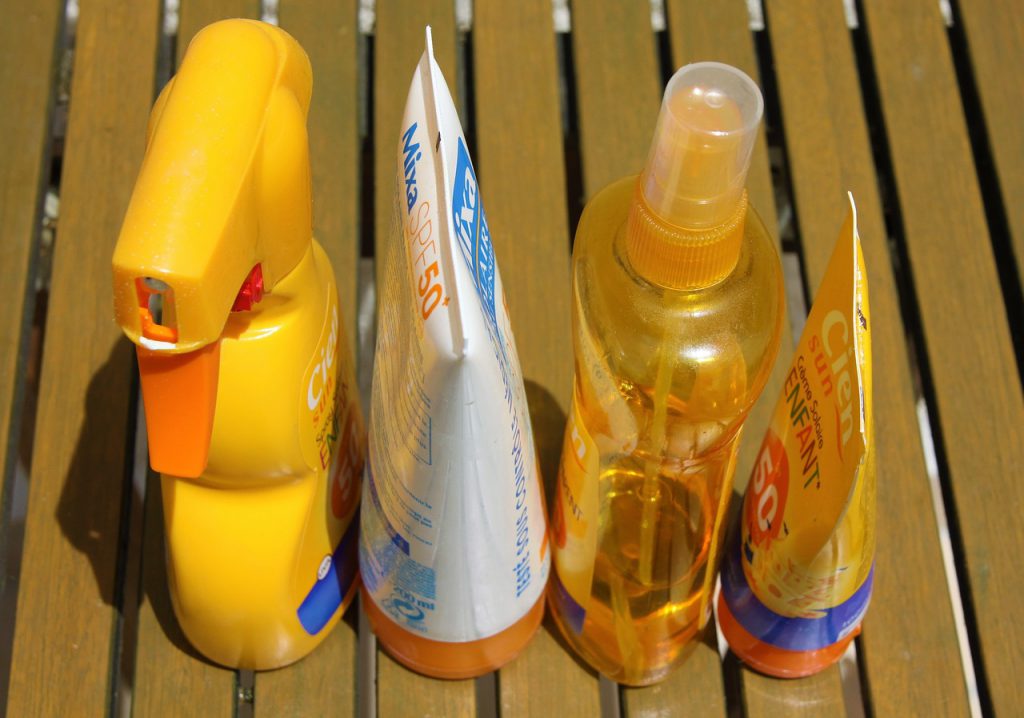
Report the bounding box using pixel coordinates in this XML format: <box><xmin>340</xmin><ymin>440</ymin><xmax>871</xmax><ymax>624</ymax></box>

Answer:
<box><xmin>624</xmin><ymin>181</ymin><xmax>747</xmax><ymax>291</ymax></box>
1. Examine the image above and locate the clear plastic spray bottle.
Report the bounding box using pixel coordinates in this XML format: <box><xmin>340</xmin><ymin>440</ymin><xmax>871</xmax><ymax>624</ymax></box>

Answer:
<box><xmin>549</xmin><ymin>62</ymin><xmax>784</xmax><ymax>685</ymax></box>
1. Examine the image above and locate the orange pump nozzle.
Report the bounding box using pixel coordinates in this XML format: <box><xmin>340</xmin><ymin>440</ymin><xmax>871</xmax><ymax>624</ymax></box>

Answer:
<box><xmin>137</xmin><ymin>343</ymin><xmax>221</xmax><ymax>477</ymax></box>
<box><xmin>111</xmin><ymin>20</ymin><xmax>314</xmax><ymax>477</ymax></box>
<box><xmin>627</xmin><ymin>62</ymin><xmax>764</xmax><ymax>289</ymax></box>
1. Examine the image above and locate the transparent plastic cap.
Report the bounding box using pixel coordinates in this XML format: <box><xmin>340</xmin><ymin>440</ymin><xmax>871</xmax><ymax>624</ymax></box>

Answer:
<box><xmin>640</xmin><ymin>62</ymin><xmax>763</xmax><ymax>229</ymax></box>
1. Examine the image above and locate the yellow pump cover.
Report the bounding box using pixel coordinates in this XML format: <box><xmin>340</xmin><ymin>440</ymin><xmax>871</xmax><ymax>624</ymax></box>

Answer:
<box><xmin>113</xmin><ymin>19</ymin><xmax>312</xmax><ymax>351</ymax></box>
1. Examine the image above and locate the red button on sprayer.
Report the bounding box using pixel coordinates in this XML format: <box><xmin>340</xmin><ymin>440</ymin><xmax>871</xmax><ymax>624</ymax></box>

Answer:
<box><xmin>231</xmin><ymin>264</ymin><xmax>264</xmax><ymax>312</ymax></box>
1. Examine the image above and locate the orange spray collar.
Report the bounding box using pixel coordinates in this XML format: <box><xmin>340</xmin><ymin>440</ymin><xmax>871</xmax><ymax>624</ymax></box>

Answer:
<box><xmin>111</xmin><ymin>20</ymin><xmax>314</xmax><ymax>477</ymax></box>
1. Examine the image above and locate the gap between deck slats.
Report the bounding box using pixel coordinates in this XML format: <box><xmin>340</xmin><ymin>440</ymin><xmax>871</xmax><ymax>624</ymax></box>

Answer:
<box><xmin>5</xmin><ymin>0</ymin><xmax>161</xmax><ymax>714</ymax></box>
<box><xmin>0</xmin><ymin>0</ymin><xmax>68</xmax><ymax>710</ymax></box>
<box><xmin>943</xmin><ymin>0</ymin><xmax>1024</xmax><ymax>385</ymax></box>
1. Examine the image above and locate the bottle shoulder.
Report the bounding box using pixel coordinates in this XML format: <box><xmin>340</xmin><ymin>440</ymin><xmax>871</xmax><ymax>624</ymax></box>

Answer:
<box><xmin>571</xmin><ymin>177</ymin><xmax>785</xmax><ymax>420</ymax></box>
<box><xmin>574</xmin><ymin>178</ymin><xmax>782</xmax><ymax>307</ymax></box>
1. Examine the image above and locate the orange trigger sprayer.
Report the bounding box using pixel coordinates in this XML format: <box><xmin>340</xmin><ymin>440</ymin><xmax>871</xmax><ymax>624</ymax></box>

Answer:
<box><xmin>111</xmin><ymin>19</ymin><xmax>364</xmax><ymax>670</ymax></box>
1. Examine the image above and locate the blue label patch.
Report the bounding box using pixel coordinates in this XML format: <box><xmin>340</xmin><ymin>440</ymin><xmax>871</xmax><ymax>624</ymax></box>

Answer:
<box><xmin>552</xmin><ymin>568</ymin><xmax>587</xmax><ymax>634</ymax></box>
<box><xmin>451</xmin><ymin>137</ymin><xmax>497</xmax><ymax>326</ymax></box>
<box><xmin>720</xmin><ymin>542</ymin><xmax>873</xmax><ymax>652</ymax></box>
<box><xmin>297</xmin><ymin>515</ymin><xmax>360</xmax><ymax>636</ymax></box>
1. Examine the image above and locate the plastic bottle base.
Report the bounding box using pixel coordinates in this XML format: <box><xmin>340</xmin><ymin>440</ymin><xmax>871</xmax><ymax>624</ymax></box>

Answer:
<box><xmin>716</xmin><ymin>592</ymin><xmax>858</xmax><ymax>678</ymax></box>
<box><xmin>361</xmin><ymin>587</ymin><xmax>545</xmax><ymax>680</ymax></box>
<box><xmin>182</xmin><ymin>576</ymin><xmax>361</xmax><ymax>672</ymax></box>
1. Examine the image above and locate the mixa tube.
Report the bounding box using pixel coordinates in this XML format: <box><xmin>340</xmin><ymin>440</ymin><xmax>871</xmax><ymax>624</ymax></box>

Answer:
<box><xmin>358</xmin><ymin>28</ymin><xmax>549</xmax><ymax>679</ymax></box>
<box><xmin>717</xmin><ymin>194</ymin><xmax>874</xmax><ymax>677</ymax></box>
<box><xmin>112</xmin><ymin>21</ymin><xmax>364</xmax><ymax>670</ymax></box>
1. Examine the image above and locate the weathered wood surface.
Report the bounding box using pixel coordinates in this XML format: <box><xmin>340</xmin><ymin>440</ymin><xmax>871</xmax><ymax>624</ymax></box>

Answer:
<box><xmin>6</xmin><ymin>0</ymin><xmax>161</xmax><ymax>714</ymax></box>
<box><xmin>0</xmin><ymin>0</ymin><xmax>63</xmax><ymax>519</ymax></box>
<box><xmin>3</xmin><ymin>0</ymin><xmax>1021</xmax><ymax>714</ymax></box>
<box><xmin>861</xmin><ymin>0</ymin><xmax>1024</xmax><ymax>713</ymax></box>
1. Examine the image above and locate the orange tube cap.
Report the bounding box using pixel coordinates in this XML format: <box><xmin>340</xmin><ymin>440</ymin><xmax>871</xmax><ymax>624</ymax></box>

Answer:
<box><xmin>716</xmin><ymin>591</ymin><xmax>857</xmax><ymax>679</ymax></box>
<box><xmin>362</xmin><ymin>587</ymin><xmax>545</xmax><ymax>679</ymax></box>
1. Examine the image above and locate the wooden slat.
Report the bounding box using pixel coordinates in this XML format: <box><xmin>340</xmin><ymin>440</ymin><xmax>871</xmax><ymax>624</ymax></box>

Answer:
<box><xmin>860</xmin><ymin>0</ymin><xmax>1024</xmax><ymax>713</ymax></box>
<box><xmin>259</xmin><ymin>609</ymin><xmax>358</xmax><ymax>718</ymax></box>
<box><xmin>766</xmin><ymin>2</ymin><xmax>972</xmax><ymax>714</ymax></box>
<box><xmin>621</xmin><ymin>631</ymin><xmax>726</xmax><ymax>717</ymax></box>
<box><xmin>4</xmin><ymin>1</ymin><xmax>162</xmax><ymax>715</ymax></box>
<box><xmin>0</xmin><ymin>0</ymin><xmax>62</xmax><ymax>519</ymax></box>
<box><xmin>473</xmin><ymin>2</ymin><xmax>599</xmax><ymax>715</ymax></box>
<box><xmin>569</xmin><ymin>0</ymin><xmax>661</xmax><ymax>200</ymax></box>
<box><xmin>255</xmin><ymin>1</ymin><xmax>362</xmax><ymax>714</ymax></box>
<box><xmin>742</xmin><ymin>668</ymin><xmax>845</xmax><ymax>714</ymax></box>
<box><xmin>375</xmin><ymin>650</ymin><xmax>474</xmax><ymax>717</ymax></box>
<box><xmin>956</xmin><ymin>0</ymin><xmax>1024</xmax><ymax>281</ymax></box>
<box><xmin>130</xmin><ymin>3</ymin><xmax>260</xmax><ymax>715</ymax></box>
<box><xmin>372</xmin><ymin>3</ymin><xmax>476</xmax><ymax>715</ymax></box>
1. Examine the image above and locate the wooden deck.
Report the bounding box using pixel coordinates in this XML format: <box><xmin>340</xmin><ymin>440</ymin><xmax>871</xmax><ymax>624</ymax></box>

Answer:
<box><xmin>1</xmin><ymin>0</ymin><xmax>1021</xmax><ymax>715</ymax></box>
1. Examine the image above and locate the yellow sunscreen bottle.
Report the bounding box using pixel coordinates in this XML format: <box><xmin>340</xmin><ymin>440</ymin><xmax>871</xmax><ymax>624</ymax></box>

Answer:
<box><xmin>717</xmin><ymin>195</ymin><xmax>874</xmax><ymax>678</ymax></box>
<box><xmin>111</xmin><ymin>19</ymin><xmax>364</xmax><ymax>670</ymax></box>
<box><xmin>549</xmin><ymin>62</ymin><xmax>785</xmax><ymax>685</ymax></box>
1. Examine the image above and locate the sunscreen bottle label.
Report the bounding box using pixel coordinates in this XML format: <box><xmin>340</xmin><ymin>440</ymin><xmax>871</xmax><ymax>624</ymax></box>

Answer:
<box><xmin>360</xmin><ymin>463</ymin><xmax>438</xmax><ymax>634</ymax></box>
<box><xmin>296</xmin><ymin>288</ymin><xmax>364</xmax><ymax>635</ymax></box>
<box><xmin>301</xmin><ymin>304</ymin><xmax>341</xmax><ymax>472</ymax></box>
<box><xmin>551</xmin><ymin>395</ymin><xmax>599</xmax><ymax>633</ymax></box>
<box><xmin>300</xmin><ymin>292</ymin><xmax>364</xmax><ymax>526</ymax></box>
<box><xmin>297</xmin><ymin>515</ymin><xmax>361</xmax><ymax>635</ymax></box>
